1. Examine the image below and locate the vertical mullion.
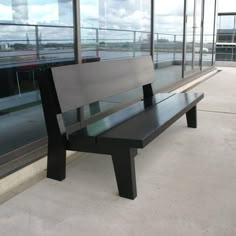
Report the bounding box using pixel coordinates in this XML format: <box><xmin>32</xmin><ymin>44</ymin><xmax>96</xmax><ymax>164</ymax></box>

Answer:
<box><xmin>74</xmin><ymin>0</ymin><xmax>84</xmax><ymax>124</ymax></box>
<box><xmin>212</xmin><ymin>0</ymin><xmax>218</xmax><ymax>65</ymax></box>
<box><xmin>199</xmin><ymin>0</ymin><xmax>205</xmax><ymax>70</ymax></box>
<box><xmin>73</xmin><ymin>0</ymin><xmax>81</xmax><ymax>64</ymax></box>
<box><xmin>192</xmin><ymin>0</ymin><xmax>196</xmax><ymax>70</ymax></box>
<box><xmin>182</xmin><ymin>0</ymin><xmax>187</xmax><ymax>78</ymax></box>
<box><xmin>150</xmin><ymin>0</ymin><xmax>155</xmax><ymax>60</ymax></box>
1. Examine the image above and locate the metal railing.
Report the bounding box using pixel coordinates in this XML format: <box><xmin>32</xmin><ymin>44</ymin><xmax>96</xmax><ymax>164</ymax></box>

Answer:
<box><xmin>0</xmin><ymin>23</ymin><xmax>74</xmax><ymax>68</ymax></box>
<box><xmin>0</xmin><ymin>22</ymin><xmax>215</xmax><ymax>69</ymax></box>
<box><xmin>0</xmin><ymin>23</ymin><xmax>218</xmax><ymax>76</ymax></box>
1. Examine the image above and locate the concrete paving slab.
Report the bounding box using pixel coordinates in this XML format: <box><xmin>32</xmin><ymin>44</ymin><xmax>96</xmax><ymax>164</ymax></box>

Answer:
<box><xmin>192</xmin><ymin>68</ymin><xmax>236</xmax><ymax>113</ymax></box>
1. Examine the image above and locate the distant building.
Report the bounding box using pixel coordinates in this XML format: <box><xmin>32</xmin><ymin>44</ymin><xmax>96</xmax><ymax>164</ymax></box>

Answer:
<box><xmin>216</xmin><ymin>13</ymin><xmax>236</xmax><ymax>61</ymax></box>
<box><xmin>0</xmin><ymin>43</ymin><xmax>9</xmax><ymax>50</ymax></box>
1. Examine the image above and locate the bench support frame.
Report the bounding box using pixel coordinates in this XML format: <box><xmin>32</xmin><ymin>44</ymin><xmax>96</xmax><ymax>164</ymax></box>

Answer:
<box><xmin>38</xmin><ymin>58</ymin><xmax>203</xmax><ymax>200</ymax></box>
<box><xmin>112</xmin><ymin>148</ymin><xmax>137</xmax><ymax>199</ymax></box>
<box><xmin>186</xmin><ymin>106</ymin><xmax>197</xmax><ymax>128</ymax></box>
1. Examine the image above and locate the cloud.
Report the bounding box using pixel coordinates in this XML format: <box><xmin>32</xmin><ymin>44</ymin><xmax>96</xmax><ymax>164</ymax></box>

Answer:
<box><xmin>80</xmin><ymin>3</ymin><xmax>99</xmax><ymax>27</ymax></box>
<box><xmin>28</xmin><ymin>3</ymin><xmax>59</xmax><ymax>24</ymax></box>
<box><xmin>154</xmin><ymin>0</ymin><xmax>183</xmax><ymax>17</ymax></box>
<box><xmin>218</xmin><ymin>0</ymin><xmax>236</xmax><ymax>12</ymax></box>
<box><xmin>0</xmin><ymin>0</ymin><xmax>73</xmax><ymax>25</ymax></box>
<box><xmin>0</xmin><ymin>4</ymin><xmax>12</xmax><ymax>21</ymax></box>
<box><xmin>81</xmin><ymin>0</ymin><xmax>151</xmax><ymax>32</ymax></box>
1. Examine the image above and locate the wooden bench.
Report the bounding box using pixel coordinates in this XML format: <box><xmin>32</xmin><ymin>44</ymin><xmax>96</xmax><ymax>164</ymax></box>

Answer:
<box><xmin>38</xmin><ymin>56</ymin><xmax>204</xmax><ymax>200</ymax></box>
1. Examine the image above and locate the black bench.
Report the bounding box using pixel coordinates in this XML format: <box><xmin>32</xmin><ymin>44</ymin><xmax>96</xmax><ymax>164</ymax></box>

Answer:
<box><xmin>38</xmin><ymin>56</ymin><xmax>204</xmax><ymax>200</ymax></box>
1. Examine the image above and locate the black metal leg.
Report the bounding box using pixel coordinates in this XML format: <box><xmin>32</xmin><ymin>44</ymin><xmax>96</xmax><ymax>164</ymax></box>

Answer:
<box><xmin>47</xmin><ymin>142</ymin><xmax>66</xmax><ymax>181</ymax></box>
<box><xmin>186</xmin><ymin>106</ymin><xmax>197</xmax><ymax>128</ymax></box>
<box><xmin>111</xmin><ymin>148</ymin><xmax>137</xmax><ymax>200</ymax></box>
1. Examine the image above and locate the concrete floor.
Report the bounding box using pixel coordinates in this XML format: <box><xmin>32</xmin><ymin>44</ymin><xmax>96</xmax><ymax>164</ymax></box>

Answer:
<box><xmin>0</xmin><ymin>67</ymin><xmax>236</xmax><ymax>236</ymax></box>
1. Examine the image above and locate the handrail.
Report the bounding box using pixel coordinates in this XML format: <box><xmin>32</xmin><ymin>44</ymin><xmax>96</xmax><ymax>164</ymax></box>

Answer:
<box><xmin>0</xmin><ymin>22</ymin><xmax>217</xmax><ymax>68</ymax></box>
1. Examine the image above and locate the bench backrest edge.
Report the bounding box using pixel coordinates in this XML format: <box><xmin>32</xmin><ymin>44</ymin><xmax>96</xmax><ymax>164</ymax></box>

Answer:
<box><xmin>52</xmin><ymin>56</ymin><xmax>154</xmax><ymax>113</ymax></box>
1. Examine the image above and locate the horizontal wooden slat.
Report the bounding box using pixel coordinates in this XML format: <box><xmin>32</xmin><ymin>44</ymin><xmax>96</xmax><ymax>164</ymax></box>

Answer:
<box><xmin>68</xmin><ymin>93</ymin><xmax>173</xmax><ymax>148</ymax></box>
<box><xmin>97</xmin><ymin>93</ymin><xmax>204</xmax><ymax>148</ymax></box>
<box><xmin>52</xmin><ymin>56</ymin><xmax>154</xmax><ymax>113</ymax></box>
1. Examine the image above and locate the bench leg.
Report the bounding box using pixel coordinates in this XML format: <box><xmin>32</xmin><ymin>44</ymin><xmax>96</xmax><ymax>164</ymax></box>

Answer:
<box><xmin>111</xmin><ymin>148</ymin><xmax>137</xmax><ymax>200</ymax></box>
<box><xmin>186</xmin><ymin>106</ymin><xmax>197</xmax><ymax>128</ymax></box>
<box><xmin>47</xmin><ymin>142</ymin><xmax>66</xmax><ymax>181</ymax></box>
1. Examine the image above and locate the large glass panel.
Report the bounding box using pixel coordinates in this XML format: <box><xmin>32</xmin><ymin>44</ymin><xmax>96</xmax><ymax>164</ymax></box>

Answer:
<box><xmin>184</xmin><ymin>0</ymin><xmax>194</xmax><ymax>75</ymax></box>
<box><xmin>194</xmin><ymin>0</ymin><xmax>202</xmax><ymax>72</ymax></box>
<box><xmin>153</xmin><ymin>0</ymin><xmax>184</xmax><ymax>90</ymax></box>
<box><xmin>202</xmin><ymin>0</ymin><xmax>215</xmax><ymax>68</ymax></box>
<box><xmin>80</xmin><ymin>0</ymin><xmax>151</xmax><ymax>61</ymax></box>
<box><xmin>0</xmin><ymin>0</ymin><xmax>75</xmax><ymax>156</ymax></box>
<box><xmin>184</xmin><ymin>0</ymin><xmax>204</xmax><ymax>76</ymax></box>
<box><xmin>80</xmin><ymin>0</ymin><xmax>151</xmax><ymax>120</ymax></box>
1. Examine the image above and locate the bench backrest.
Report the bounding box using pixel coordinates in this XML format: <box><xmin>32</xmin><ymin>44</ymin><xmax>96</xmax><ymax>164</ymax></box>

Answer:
<box><xmin>51</xmin><ymin>56</ymin><xmax>154</xmax><ymax>113</ymax></box>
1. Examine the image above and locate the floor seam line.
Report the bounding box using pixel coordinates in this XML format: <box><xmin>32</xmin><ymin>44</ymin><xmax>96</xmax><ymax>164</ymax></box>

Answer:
<box><xmin>199</xmin><ymin>109</ymin><xmax>236</xmax><ymax>115</ymax></box>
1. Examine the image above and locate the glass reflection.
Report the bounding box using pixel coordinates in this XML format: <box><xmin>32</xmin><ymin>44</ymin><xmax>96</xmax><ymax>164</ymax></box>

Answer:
<box><xmin>0</xmin><ymin>0</ymin><xmax>75</xmax><ymax>156</ymax></box>
<box><xmin>203</xmin><ymin>0</ymin><xmax>215</xmax><ymax>68</ymax></box>
<box><xmin>80</xmin><ymin>0</ymin><xmax>151</xmax><ymax>60</ymax></box>
<box><xmin>79</xmin><ymin>0</ymin><xmax>151</xmax><ymax>121</ymax></box>
<box><xmin>153</xmin><ymin>0</ymin><xmax>184</xmax><ymax>90</ymax></box>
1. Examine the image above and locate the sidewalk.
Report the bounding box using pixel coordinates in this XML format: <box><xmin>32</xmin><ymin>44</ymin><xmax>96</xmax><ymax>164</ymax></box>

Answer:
<box><xmin>0</xmin><ymin>67</ymin><xmax>236</xmax><ymax>236</ymax></box>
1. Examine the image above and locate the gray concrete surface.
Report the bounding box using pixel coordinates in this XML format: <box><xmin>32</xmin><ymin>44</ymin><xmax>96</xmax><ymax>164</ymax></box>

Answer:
<box><xmin>0</xmin><ymin>67</ymin><xmax>236</xmax><ymax>236</ymax></box>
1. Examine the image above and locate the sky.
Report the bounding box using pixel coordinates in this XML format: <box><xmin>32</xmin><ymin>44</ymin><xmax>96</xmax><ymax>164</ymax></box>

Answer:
<box><xmin>0</xmin><ymin>0</ymin><xmax>72</xmax><ymax>24</ymax></box>
<box><xmin>0</xmin><ymin>0</ymin><xmax>236</xmax><ymax>43</ymax></box>
<box><xmin>0</xmin><ymin>0</ymin><xmax>236</xmax><ymax>28</ymax></box>
<box><xmin>218</xmin><ymin>0</ymin><xmax>236</xmax><ymax>13</ymax></box>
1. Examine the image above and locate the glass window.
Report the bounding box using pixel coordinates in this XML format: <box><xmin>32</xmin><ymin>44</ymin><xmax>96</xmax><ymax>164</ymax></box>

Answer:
<box><xmin>0</xmin><ymin>0</ymin><xmax>75</xmax><ymax>156</ymax></box>
<box><xmin>80</xmin><ymin>0</ymin><xmax>151</xmax><ymax>60</ymax></box>
<box><xmin>0</xmin><ymin>1</ymin><xmax>12</xmax><ymax>21</ymax></box>
<box><xmin>184</xmin><ymin>0</ymin><xmax>194</xmax><ymax>75</ymax></box>
<box><xmin>202</xmin><ymin>0</ymin><xmax>215</xmax><ymax>68</ymax></box>
<box><xmin>79</xmin><ymin>0</ymin><xmax>151</xmax><ymax>120</ymax></box>
<box><xmin>153</xmin><ymin>0</ymin><xmax>184</xmax><ymax>90</ymax></box>
<box><xmin>194</xmin><ymin>0</ymin><xmax>202</xmax><ymax>72</ymax></box>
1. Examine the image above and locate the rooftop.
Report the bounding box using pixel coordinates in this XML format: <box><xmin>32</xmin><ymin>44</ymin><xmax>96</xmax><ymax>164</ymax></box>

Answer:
<box><xmin>0</xmin><ymin>67</ymin><xmax>236</xmax><ymax>235</ymax></box>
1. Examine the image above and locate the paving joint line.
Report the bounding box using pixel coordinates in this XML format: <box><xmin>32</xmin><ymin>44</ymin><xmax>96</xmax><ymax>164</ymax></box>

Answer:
<box><xmin>199</xmin><ymin>109</ymin><xmax>236</xmax><ymax>115</ymax></box>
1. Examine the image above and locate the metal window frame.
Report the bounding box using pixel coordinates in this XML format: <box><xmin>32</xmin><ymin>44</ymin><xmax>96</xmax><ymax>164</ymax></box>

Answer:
<box><xmin>199</xmin><ymin>0</ymin><xmax>205</xmax><ymax>71</ymax></box>
<box><xmin>212</xmin><ymin>0</ymin><xmax>218</xmax><ymax>65</ymax></box>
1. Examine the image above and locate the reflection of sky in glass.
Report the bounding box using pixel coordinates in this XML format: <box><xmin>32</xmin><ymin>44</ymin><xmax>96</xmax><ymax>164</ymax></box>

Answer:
<box><xmin>81</xmin><ymin>0</ymin><xmax>151</xmax><ymax>31</ymax></box>
<box><xmin>0</xmin><ymin>0</ymin><xmax>231</xmax><ymax>42</ymax></box>
<box><xmin>28</xmin><ymin>0</ymin><xmax>59</xmax><ymax>24</ymax></box>
<box><xmin>218</xmin><ymin>0</ymin><xmax>236</xmax><ymax>13</ymax></box>
<box><xmin>80</xmin><ymin>0</ymin><xmax>151</xmax><ymax>45</ymax></box>
<box><xmin>0</xmin><ymin>0</ymin><xmax>73</xmax><ymax>25</ymax></box>
<box><xmin>0</xmin><ymin>1</ymin><xmax>12</xmax><ymax>21</ymax></box>
<box><xmin>0</xmin><ymin>0</ymin><xmax>73</xmax><ymax>42</ymax></box>
<box><xmin>154</xmin><ymin>0</ymin><xmax>183</xmax><ymax>35</ymax></box>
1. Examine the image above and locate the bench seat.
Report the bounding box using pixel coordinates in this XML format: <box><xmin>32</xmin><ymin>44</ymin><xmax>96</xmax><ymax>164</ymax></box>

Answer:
<box><xmin>39</xmin><ymin>56</ymin><xmax>204</xmax><ymax>200</ymax></box>
<box><xmin>68</xmin><ymin>93</ymin><xmax>203</xmax><ymax>150</ymax></box>
<box><xmin>97</xmin><ymin>93</ymin><xmax>203</xmax><ymax>148</ymax></box>
<box><xmin>68</xmin><ymin>93</ymin><xmax>172</xmax><ymax>148</ymax></box>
